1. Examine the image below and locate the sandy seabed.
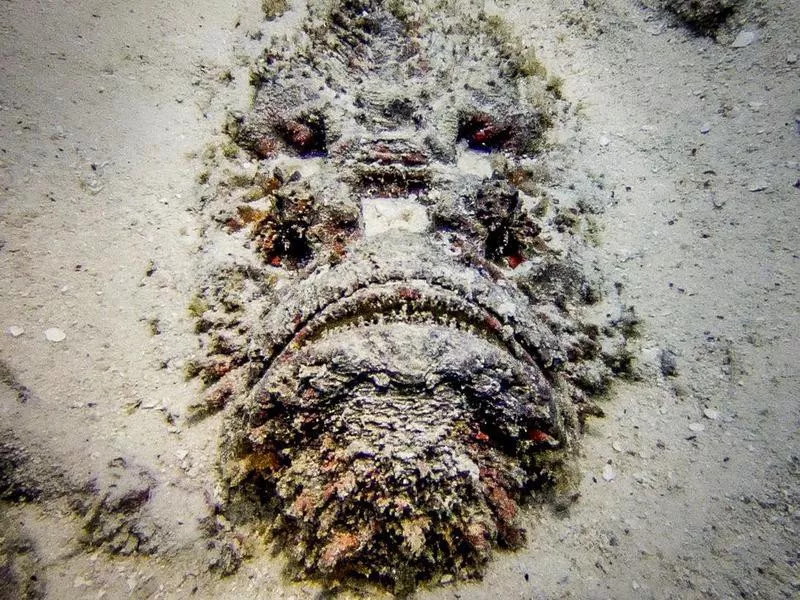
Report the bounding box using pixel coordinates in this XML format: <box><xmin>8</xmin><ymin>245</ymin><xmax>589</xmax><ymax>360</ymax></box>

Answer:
<box><xmin>1</xmin><ymin>0</ymin><xmax>798</xmax><ymax>598</ymax></box>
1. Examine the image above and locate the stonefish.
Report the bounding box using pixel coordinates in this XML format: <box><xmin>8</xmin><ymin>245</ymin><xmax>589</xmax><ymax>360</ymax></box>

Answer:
<box><xmin>191</xmin><ymin>0</ymin><xmax>629</xmax><ymax>591</ymax></box>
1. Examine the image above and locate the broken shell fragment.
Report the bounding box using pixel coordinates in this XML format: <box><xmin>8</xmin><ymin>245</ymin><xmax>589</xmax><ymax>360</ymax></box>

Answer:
<box><xmin>44</xmin><ymin>327</ymin><xmax>66</xmax><ymax>342</ymax></box>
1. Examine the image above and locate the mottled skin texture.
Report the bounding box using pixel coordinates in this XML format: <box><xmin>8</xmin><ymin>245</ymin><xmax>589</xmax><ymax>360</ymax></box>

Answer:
<box><xmin>655</xmin><ymin>0</ymin><xmax>741</xmax><ymax>32</ymax></box>
<box><xmin>192</xmin><ymin>0</ymin><xmax>629</xmax><ymax>592</ymax></box>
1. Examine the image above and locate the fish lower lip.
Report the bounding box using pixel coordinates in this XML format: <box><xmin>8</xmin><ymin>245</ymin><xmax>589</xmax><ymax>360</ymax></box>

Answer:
<box><xmin>262</xmin><ymin>322</ymin><xmax>557</xmax><ymax>434</ymax></box>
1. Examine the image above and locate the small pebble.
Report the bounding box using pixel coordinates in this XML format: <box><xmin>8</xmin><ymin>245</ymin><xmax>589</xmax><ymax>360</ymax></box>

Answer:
<box><xmin>44</xmin><ymin>327</ymin><xmax>66</xmax><ymax>342</ymax></box>
<box><xmin>8</xmin><ymin>325</ymin><xmax>24</xmax><ymax>337</ymax></box>
<box><xmin>599</xmin><ymin>135</ymin><xmax>611</xmax><ymax>147</ymax></box>
<box><xmin>688</xmin><ymin>422</ymin><xmax>705</xmax><ymax>432</ymax></box>
<box><xmin>731</xmin><ymin>30</ymin><xmax>756</xmax><ymax>48</ymax></box>
<box><xmin>703</xmin><ymin>408</ymin><xmax>721</xmax><ymax>420</ymax></box>
<box><xmin>602</xmin><ymin>464</ymin><xmax>616</xmax><ymax>481</ymax></box>
<box><xmin>660</xmin><ymin>348</ymin><xmax>678</xmax><ymax>376</ymax></box>
<box><xmin>748</xmin><ymin>183</ymin><xmax>767</xmax><ymax>192</ymax></box>
<box><xmin>700</xmin><ymin>123</ymin><xmax>711</xmax><ymax>134</ymax></box>
<box><xmin>787</xmin><ymin>53</ymin><xmax>798</xmax><ymax>64</ymax></box>
<box><xmin>612</xmin><ymin>440</ymin><xmax>625</xmax><ymax>453</ymax></box>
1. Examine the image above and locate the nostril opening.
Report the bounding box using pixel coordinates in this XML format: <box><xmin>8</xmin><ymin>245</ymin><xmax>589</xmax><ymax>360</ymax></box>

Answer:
<box><xmin>382</xmin><ymin>97</ymin><xmax>415</xmax><ymax>123</ymax></box>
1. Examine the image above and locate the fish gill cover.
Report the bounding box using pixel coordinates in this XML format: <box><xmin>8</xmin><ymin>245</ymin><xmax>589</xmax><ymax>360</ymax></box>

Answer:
<box><xmin>190</xmin><ymin>0</ymin><xmax>633</xmax><ymax>592</ymax></box>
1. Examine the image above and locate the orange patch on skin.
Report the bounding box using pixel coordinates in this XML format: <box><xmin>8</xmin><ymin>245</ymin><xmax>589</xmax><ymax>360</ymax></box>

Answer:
<box><xmin>319</xmin><ymin>532</ymin><xmax>360</xmax><ymax>569</ymax></box>
<box><xmin>226</xmin><ymin>218</ymin><xmax>244</xmax><ymax>231</ymax></box>
<box><xmin>485</xmin><ymin>480</ymin><xmax>518</xmax><ymax>522</ymax></box>
<box><xmin>528</xmin><ymin>429</ymin><xmax>557</xmax><ymax>445</ymax></box>
<box><xmin>237</xmin><ymin>205</ymin><xmax>269</xmax><ymax>225</ymax></box>
<box><xmin>480</xmin><ymin>467</ymin><xmax>519</xmax><ymax>524</ymax></box>
<box><xmin>240</xmin><ymin>451</ymin><xmax>281</xmax><ymax>475</ymax></box>
<box><xmin>292</xmin><ymin>490</ymin><xmax>318</xmax><ymax>519</ymax></box>
<box><xmin>321</xmin><ymin>457</ymin><xmax>339</xmax><ymax>472</ymax></box>
<box><xmin>330</xmin><ymin>240</ymin><xmax>348</xmax><ymax>260</ymax></box>
<box><xmin>323</xmin><ymin>483</ymin><xmax>336</xmax><ymax>502</ymax></box>
<box><xmin>465</xmin><ymin>521</ymin><xmax>492</xmax><ymax>553</ymax></box>
<box><xmin>263</xmin><ymin>177</ymin><xmax>281</xmax><ymax>193</ymax></box>
<box><xmin>255</xmin><ymin>137</ymin><xmax>279</xmax><ymax>159</ymax></box>
<box><xmin>473</xmin><ymin>430</ymin><xmax>490</xmax><ymax>442</ymax></box>
<box><xmin>204</xmin><ymin>378</ymin><xmax>235</xmax><ymax>410</ymax></box>
<box><xmin>205</xmin><ymin>357</ymin><xmax>234</xmax><ymax>380</ymax></box>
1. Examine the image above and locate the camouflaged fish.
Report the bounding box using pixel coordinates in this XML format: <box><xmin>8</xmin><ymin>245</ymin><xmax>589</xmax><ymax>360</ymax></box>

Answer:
<box><xmin>191</xmin><ymin>0</ymin><xmax>629</xmax><ymax>591</ymax></box>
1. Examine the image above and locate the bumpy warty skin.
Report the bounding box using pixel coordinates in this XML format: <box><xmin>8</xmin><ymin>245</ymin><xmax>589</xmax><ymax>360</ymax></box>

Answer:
<box><xmin>193</xmin><ymin>0</ymin><xmax>627</xmax><ymax>590</ymax></box>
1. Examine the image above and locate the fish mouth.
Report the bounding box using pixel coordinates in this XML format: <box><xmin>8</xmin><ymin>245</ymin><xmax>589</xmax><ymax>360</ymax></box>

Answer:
<box><xmin>277</xmin><ymin>279</ymin><xmax>533</xmax><ymax>364</ymax></box>
<box><xmin>258</xmin><ymin>231</ymin><xmax>563</xmax><ymax>373</ymax></box>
